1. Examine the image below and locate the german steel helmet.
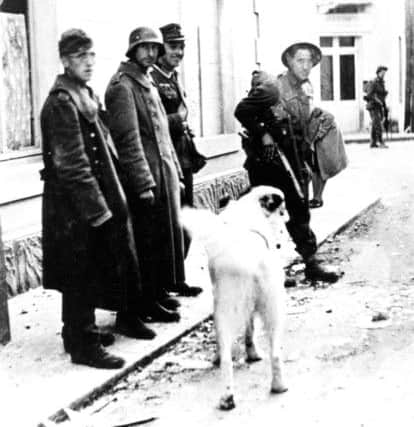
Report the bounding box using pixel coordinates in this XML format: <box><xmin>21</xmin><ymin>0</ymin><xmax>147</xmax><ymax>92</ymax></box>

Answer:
<box><xmin>126</xmin><ymin>26</ymin><xmax>163</xmax><ymax>57</ymax></box>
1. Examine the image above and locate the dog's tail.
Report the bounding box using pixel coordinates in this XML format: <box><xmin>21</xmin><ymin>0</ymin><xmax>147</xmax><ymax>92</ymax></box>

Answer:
<box><xmin>181</xmin><ymin>207</ymin><xmax>225</xmax><ymax>244</ymax></box>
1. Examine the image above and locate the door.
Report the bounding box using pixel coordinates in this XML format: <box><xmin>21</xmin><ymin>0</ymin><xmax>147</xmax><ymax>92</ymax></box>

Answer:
<box><xmin>319</xmin><ymin>36</ymin><xmax>361</xmax><ymax>133</ymax></box>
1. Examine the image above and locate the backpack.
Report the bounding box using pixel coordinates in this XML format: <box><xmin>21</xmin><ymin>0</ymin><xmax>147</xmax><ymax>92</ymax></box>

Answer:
<box><xmin>362</xmin><ymin>80</ymin><xmax>373</xmax><ymax>101</ymax></box>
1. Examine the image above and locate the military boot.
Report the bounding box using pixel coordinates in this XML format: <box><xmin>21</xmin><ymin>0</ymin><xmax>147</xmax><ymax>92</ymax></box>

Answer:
<box><xmin>71</xmin><ymin>342</ymin><xmax>125</xmax><ymax>370</ymax></box>
<box><xmin>62</xmin><ymin>326</ymin><xmax>115</xmax><ymax>353</ymax></box>
<box><xmin>304</xmin><ymin>256</ymin><xmax>341</xmax><ymax>283</ymax></box>
<box><xmin>115</xmin><ymin>312</ymin><xmax>156</xmax><ymax>339</ymax></box>
<box><xmin>142</xmin><ymin>301</ymin><xmax>181</xmax><ymax>323</ymax></box>
<box><xmin>157</xmin><ymin>289</ymin><xmax>180</xmax><ymax>311</ymax></box>
<box><xmin>170</xmin><ymin>282</ymin><xmax>203</xmax><ymax>297</ymax></box>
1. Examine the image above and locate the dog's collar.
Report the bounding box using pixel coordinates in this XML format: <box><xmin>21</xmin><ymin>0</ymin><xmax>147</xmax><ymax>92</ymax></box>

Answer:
<box><xmin>248</xmin><ymin>229</ymin><xmax>270</xmax><ymax>249</ymax></box>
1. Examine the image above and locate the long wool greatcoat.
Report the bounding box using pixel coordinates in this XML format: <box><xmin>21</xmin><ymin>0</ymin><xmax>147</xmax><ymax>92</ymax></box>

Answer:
<box><xmin>105</xmin><ymin>61</ymin><xmax>185</xmax><ymax>296</ymax></box>
<box><xmin>40</xmin><ymin>74</ymin><xmax>141</xmax><ymax>311</ymax></box>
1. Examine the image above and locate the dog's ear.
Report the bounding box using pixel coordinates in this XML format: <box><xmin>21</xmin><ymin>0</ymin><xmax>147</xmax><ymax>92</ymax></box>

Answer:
<box><xmin>271</xmin><ymin>193</ymin><xmax>284</xmax><ymax>209</ymax></box>
<box><xmin>259</xmin><ymin>193</ymin><xmax>284</xmax><ymax>213</ymax></box>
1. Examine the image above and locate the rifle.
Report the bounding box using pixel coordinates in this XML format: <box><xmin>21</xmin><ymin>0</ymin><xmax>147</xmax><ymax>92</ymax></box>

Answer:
<box><xmin>383</xmin><ymin>103</ymin><xmax>390</xmax><ymax>140</ymax></box>
<box><xmin>239</xmin><ymin>130</ymin><xmax>305</xmax><ymax>201</ymax></box>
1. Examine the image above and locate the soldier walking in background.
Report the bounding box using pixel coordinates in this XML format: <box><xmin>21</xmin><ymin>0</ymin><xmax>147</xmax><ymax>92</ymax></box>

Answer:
<box><xmin>365</xmin><ymin>65</ymin><xmax>389</xmax><ymax>148</ymax></box>
<box><xmin>40</xmin><ymin>29</ymin><xmax>155</xmax><ymax>370</ymax></box>
<box><xmin>235</xmin><ymin>41</ymin><xmax>342</xmax><ymax>285</ymax></box>
<box><xmin>151</xmin><ymin>23</ymin><xmax>205</xmax><ymax>296</ymax></box>
<box><xmin>105</xmin><ymin>27</ymin><xmax>188</xmax><ymax>321</ymax></box>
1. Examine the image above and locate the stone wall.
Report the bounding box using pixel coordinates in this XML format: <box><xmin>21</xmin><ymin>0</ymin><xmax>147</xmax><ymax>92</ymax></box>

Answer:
<box><xmin>4</xmin><ymin>169</ymin><xmax>249</xmax><ymax>298</ymax></box>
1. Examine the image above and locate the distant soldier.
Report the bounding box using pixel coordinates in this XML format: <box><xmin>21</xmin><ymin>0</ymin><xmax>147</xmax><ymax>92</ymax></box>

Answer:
<box><xmin>365</xmin><ymin>65</ymin><xmax>389</xmax><ymax>148</ymax></box>
<box><xmin>235</xmin><ymin>41</ymin><xmax>341</xmax><ymax>284</ymax></box>
<box><xmin>40</xmin><ymin>29</ymin><xmax>155</xmax><ymax>369</ymax></box>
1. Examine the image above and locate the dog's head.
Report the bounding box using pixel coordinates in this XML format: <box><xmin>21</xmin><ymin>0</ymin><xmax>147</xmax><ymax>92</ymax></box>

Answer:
<box><xmin>247</xmin><ymin>186</ymin><xmax>287</xmax><ymax>219</ymax></box>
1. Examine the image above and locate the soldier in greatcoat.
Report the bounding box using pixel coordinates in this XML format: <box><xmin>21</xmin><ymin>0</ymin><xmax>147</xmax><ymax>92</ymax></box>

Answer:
<box><xmin>105</xmin><ymin>27</ymin><xmax>186</xmax><ymax>321</ymax></box>
<box><xmin>41</xmin><ymin>29</ymin><xmax>155</xmax><ymax>369</ymax></box>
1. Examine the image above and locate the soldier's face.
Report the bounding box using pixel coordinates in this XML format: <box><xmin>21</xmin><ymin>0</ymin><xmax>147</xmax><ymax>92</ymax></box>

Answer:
<box><xmin>162</xmin><ymin>41</ymin><xmax>185</xmax><ymax>69</ymax></box>
<box><xmin>62</xmin><ymin>47</ymin><xmax>95</xmax><ymax>83</ymax></box>
<box><xmin>287</xmin><ymin>49</ymin><xmax>313</xmax><ymax>82</ymax></box>
<box><xmin>134</xmin><ymin>43</ymin><xmax>159</xmax><ymax>69</ymax></box>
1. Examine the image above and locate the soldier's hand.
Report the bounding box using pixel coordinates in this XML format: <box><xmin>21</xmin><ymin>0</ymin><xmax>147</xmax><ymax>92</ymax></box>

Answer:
<box><xmin>262</xmin><ymin>132</ymin><xmax>274</xmax><ymax>146</ymax></box>
<box><xmin>178</xmin><ymin>103</ymin><xmax>187</xmax><ymax>121</ymax></box>
<box><xmin>262</xmin><ymin>132</ymin><xmax>276</xmax><ymax>161</ymax></box>
<box><xmin>139</xmin><ymin>189</ymin><xmax>155</xmax><ymax>206</ymax></box>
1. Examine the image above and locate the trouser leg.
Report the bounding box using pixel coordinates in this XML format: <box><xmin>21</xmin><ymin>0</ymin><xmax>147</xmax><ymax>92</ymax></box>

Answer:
<box><xmin>181</xmin><ymin>168</ymin><xmax>194</xmax><ymax>258</ymax></box>
<box><xmin>61</xmin><ymin>291</ymin><xmax>97</xmax><ymax>350</ymax></box>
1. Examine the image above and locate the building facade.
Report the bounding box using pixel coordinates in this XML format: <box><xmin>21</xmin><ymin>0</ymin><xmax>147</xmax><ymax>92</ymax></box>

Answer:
<box><xmin>0</xmin><ymin>0</ymin><xmax>408</xmax><ymax>297</ymax></box>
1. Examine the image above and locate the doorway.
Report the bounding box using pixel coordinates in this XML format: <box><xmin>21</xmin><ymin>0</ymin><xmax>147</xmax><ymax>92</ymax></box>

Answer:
<box><xmin>319</xmin><ymin>35</ymin><xmax>361</xmax><ymax>133</ymax></box>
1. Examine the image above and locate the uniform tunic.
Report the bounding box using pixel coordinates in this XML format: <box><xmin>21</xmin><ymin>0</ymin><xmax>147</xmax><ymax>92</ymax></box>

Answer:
<box><xmin>151</xmin><ymin>64</ymin><xmax>206</xmax><ymax>206</ymax></box>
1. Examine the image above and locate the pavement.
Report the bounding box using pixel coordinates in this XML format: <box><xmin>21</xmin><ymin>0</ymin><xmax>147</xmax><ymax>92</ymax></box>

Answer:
<box><xmin>1</xmin><ymin>135</ymin><xmax>413</xmax><ymax>427</ymax></box>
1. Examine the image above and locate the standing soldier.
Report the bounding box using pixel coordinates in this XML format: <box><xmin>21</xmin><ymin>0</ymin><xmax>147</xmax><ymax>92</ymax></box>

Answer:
<box><xmin>234</xmin><ymin>41</ymin><xmax>341</xmax><ymax>285</ymax></box>
<box><xmin>151</xmin><ymin>23</ymin><xmax>205</xmax><ymax>296</ymax></box>
<box><xmin>105</xmin><ymin>27</ymin><xmax>188</xmax><ymax>320</ymax></box>
<box><xmin>365</xmin><ymin>65</ymin><xmax>389</xmax><ymax>148</ymax></box>
<box><xmin>40</xmin><ymin>29</ymin><xmax>155</xmax><ymax>369</ymax></box>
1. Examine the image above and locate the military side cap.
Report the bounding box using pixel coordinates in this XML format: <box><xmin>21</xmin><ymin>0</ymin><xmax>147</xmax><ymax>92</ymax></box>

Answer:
<box><xmin>126</xmin><ymin>26</ymin><xmax>163</xmax><ymax>57</ymax></box>
<box><xmin>159</xmin><ymin>23</ymin><xmax>185</xmax><ymax>43</ymax></box>
<box><xmin>59</xmin><ymin>29</ymin><xmax>92</xmax><ymax>57</ymax></box>
<box><xmin>376</xmin><ymin>65</ymin><xmax>388</xmax><ymax>74</ymax></box>
<box><xmin>281</xmin><ymin>41</ymin><xmax>322</xmax><ymax>67</ymax></box>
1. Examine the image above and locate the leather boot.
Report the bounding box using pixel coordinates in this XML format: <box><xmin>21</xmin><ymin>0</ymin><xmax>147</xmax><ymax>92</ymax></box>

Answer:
<box><xmin>305</xmin><ymin>256</ymin><xmax>341</xmax><ymax>283</ymax></box>
<box><xmin>115</xmin><ymin>313</ymin><xmax>156</xmax><ymax>340</ymax></box>
<box><xmin>170</xmin><ymin>282</ymin><xmax>203</xmax><ymax>297</ymax></box>
<box><xmin>143</xmin><ymin>301</ymin><xmax>180</xmax><ymax>323</ymax></box>
<box><xmin>62</xmin><ymin>326</ymin><xmax>115</xmax><ymax>353</ymax></box>
<box><xmin>284</xmin><ymin>277</ymin><xmax>297</xmax><ymax>288</ymax></box>
<box><xmin>157</xmin><ymin>290</ymin><xmax>180</xmax><ymax>310</ymax></box>
<box><xmin>71</xmin><ymin>342</ymin><xmax>125</xmax><ymax>369</ymax></box>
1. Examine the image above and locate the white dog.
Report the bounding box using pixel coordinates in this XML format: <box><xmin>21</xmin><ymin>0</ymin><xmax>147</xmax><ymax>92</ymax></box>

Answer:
<box><xmin>181</xmin><ymin>186</ymin><xmax>289</xmax><ymax>410</ymax></box>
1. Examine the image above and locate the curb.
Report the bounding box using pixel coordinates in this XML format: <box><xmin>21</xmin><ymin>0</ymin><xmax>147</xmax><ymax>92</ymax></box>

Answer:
<box><xmin>317</xmin><ymin>197</ymin><xmax>382</xmax><ymax>246</ymax></box>
<box><xmin>39</xmin><ymin>313</ymin><xmax>213</xmax><ymax>426</ymax></box>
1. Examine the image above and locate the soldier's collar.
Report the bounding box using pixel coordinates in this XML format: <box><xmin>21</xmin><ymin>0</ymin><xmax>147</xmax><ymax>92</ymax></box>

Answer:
<box><xmin>286</xmin><ymin>70</ymin><xmax>307</xmax><ymax>88</ymax></box>
<box><xmin>118</xmin><ymin>61</ymin><xmax>152</xmax><ymax>89</ymax></box>
<box><xmin>52</xmin><ymin>74</ymin><xmax>98</xmax><ymax>122</ymax></box>
<box><xmin>152</xmin><ymin>63</ymin><xmax>175</xmax><ymax>79</ymax></box>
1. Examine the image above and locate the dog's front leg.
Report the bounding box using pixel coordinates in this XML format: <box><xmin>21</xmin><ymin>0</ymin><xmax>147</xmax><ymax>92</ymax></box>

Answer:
<box><xmin>263</xmin><ymin>299</ymin><xmax>288</xmax><ymax>394</ymax></box>
<box><xmin>268</xmin><ymin>325</ymin><xmax>288</xmax><ymax>394</ymax></box>
<box><xmin>245</xmin><ymin>316</ymin><xmax>263</xmax><ymax>362</ymax></box>
<box><xmin>215</xmin><ymin>317</ymin><xmax>236</xmax><ymax>410</ymax></box>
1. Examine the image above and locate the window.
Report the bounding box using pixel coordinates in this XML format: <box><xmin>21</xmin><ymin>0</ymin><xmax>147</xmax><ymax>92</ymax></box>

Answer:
<box><xmin>339</xmin><ymin>36</ymin><xmax>355</xmax><ymax>47</ymax></box>
<box><xmin>321</xmin><ymin>55</ymin><xmax>334</xmax><ymax>100</ymax></box>
<box><xmin>320</xmin><ymin>37</ymin><xmax>333</xmax><ymax>47</ymax></box>
<box><xmin>319</xmin><ymin>35</ymin><xmax>357</xmax><ymax>102</ymax></box>
<box><xmin>0</xmin><ymin>0</ymin><xmax>34</xmax><ymax>157</ymax></box>
<box><xmin>340</xmin><ymin>54</ymin><xmax>355</xmax><ymax>100</ymax></box>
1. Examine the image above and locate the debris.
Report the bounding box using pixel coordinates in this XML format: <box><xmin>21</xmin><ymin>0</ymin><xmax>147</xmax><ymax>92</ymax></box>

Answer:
<box><xmin>325</xmin><ymin>309</ymin><xmax>333</xmax><ymax>314</ymax></box>
<box><xmin>372</xmin><ymin>311</ymin><xmax>389</xmax><ymax>322</ymax></box>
